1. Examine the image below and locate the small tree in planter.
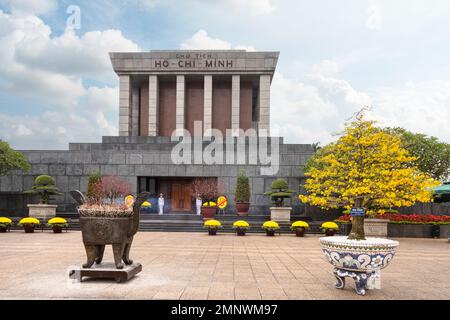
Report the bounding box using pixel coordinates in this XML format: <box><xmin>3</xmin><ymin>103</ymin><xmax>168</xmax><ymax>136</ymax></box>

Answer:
<box><xmin>264</xmin><ymin>178</ymin><xmax>294</xmax><ymax>222</ymax></box>
<box><xmin>0</xmin><ymin>217</ymin><xmax>13</xmax><ymax>232</ymax></box>
<box><xmin>233</xmin><ymin>220</ymin><xmax>250</xmax><ymax>236</ymax></box>
<box><xmin>262</xmin><ymin>221</ymin><xmax>279</xmax><ymax>236</ymax></box>
<box><xmin>86</xmin><ymin>171</ymin><xmax>102</xmax><ymax>203</ymax></box>
<box><xmin>18</xmin><ymin>217</ymin><xmax>40</xmax><ymax>233</ymax></box>
<box><xmin>235</xmin><ymin>170</ymin><xmax>251</xmax><ymax>215</ymax></box>
<box><xmin>23</xmin><ymin>175</ymin><xmax>63</xmax><ymax>219</ymax></box>
<box><xmin>191</xmin><ymin>178</ymin><xmax>222</xmax><ymax>220</ymax></box>
<box><xmin>299</xmin><ymin>109</ymin><xmax>439</xmax><ymax>295</ymax></box>
<box><xmin>47</xmin><ymin>217</ymin><xmax>69</xmax><ymax>233</ymax></box>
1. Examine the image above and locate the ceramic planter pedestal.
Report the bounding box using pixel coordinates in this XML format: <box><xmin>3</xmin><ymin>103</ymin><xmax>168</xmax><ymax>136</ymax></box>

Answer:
<box><xmin>269</xmin><ymin>207</ymin><xmax>291</xmax><ymax>222</ymax></box>
<box><xmin>28</xmin><ymin>204</ymin><xmax>57</xmax><ymax>220</ymax></box>
<box><xmin>320</xmin><ymin>236</ymin><xmax>399</xmax><ymax>295</ymax></box>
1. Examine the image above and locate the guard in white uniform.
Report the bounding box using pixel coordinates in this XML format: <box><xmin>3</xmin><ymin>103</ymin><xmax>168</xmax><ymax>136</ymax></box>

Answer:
<box><xmin>158</xmin><ymin>193</ymin><xmax>164</xmax><ymax>215</ymax></box>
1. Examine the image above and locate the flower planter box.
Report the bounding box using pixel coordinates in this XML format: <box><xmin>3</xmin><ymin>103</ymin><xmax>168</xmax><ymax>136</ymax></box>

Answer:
<box><xmin>270</xmin><ymin>207</ymin><xmax>291</xmax><ymax>222</ymax></box>
<box><xmin>439</xmin><ymin>225</ymin><xmax>450</xmax><ymax>239</ymax></box>
<box><xmin>201</xmin><ymin>206</ymin><xmax>217</xmax><ymax>220</ymax></box>
<box><xmin>387</xmin><ymin>224</ymin><xmax>434</xmax><ymax>238</ymax></box>
<box><xmin>27</xmin><ymin>204</ymin><xmax>57</xmax><ymax>220</ymax></box>
<box><xmin>364</xmin><ymin>218</ymin><xmax>389</xmax><ymax>237</ymax></box>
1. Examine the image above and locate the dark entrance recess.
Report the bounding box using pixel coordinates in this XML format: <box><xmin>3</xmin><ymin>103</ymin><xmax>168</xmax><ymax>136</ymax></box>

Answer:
<box><xmin>137</xmin><ymin>177</ymin><xmax>196</xmax><ymax>213</ymax></box>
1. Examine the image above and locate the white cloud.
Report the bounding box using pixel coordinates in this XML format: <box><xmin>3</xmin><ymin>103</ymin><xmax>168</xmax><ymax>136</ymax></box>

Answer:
<box><xmin>226</xmin><ymin>0</ymin><xmax>274</xmax><ymax>15</ymax></box>
<box><xmin>180</xmin><ymin>29</ymin><xmax>256</xmax><ymax>51</ymax></box>
<box><xmin>366</xmin><ymin>4</ymin><xmax>382</xmax><ymax>30</ymax></box>
<box><xmin>0</xmin><ymin>10</ymin><xmax>140</xmax><ymax>149</ymax></box>
<box><xmin>0</xmin><ymin>0</ymin><xmax>57</xmax><ymax>14</ymax></box>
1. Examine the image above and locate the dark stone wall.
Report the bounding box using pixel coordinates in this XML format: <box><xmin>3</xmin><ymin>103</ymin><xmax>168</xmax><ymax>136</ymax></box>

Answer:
<box><xmin>0</xmin><ymin>136</ymin><xmax>317</xmax><ymax>217</ymax></box>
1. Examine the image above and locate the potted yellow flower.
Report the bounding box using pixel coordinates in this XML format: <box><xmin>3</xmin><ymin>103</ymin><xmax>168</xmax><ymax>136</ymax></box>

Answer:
<box><xmin>321</xmin><ymin>221</ymin><xmax>339</xmax><ymax>236</ymax></box>
<box><xmin>291</xmin><ymin>221</ymin><xmax>309</xmax><ymax>237</ymax></box>
<box><xmin>18</xmin><ymin>217</ymin><xmax>40</xmax><ymax>233</ymax></box>
<box><xmin>47</xmin><ymin>217</ymin><xmax>69</xmax><ymax>233</ymax></box>
<box><xmin>0</xmin><ymin>217</ymin><xmax>13</xmax><ymax>233</ymax></box>
<box><xmin>233</xmin><ymin>220</ymin><xmax>249</xmax><ymax>236</ymax></box>
<box><xmin>204</xmin><ymin>219</ymin><xmax>222</xmax><ymax>235</ymax></box>
<box><xmin>262</xmin><ymin>221</ymin><xmax>279</xmax><ymax>236</ymax></box>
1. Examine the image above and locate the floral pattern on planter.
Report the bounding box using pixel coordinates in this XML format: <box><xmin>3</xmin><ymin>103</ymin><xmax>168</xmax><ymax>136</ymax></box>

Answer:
<box><xmin>319</xmin><ymin>236</ymin><xmax>399</xmax><ymax>295</ymax></box>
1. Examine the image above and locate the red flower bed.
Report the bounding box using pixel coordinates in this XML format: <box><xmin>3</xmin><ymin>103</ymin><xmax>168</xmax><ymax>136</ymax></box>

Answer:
<box><xmin>335</xmin><ymin>214</ymin><xmax>450</xmax><ymax>225</ymax></box>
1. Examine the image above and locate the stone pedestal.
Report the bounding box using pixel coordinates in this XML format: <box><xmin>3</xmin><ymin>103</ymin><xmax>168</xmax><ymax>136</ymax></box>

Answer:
<box><xmin>270</xmin><ymin>207</ymin><xmax>291</xmax><ymax>222</ymax></box>
<box><xmin>364</xmin><ymin>218</ymin><xmax>389</xmax><ymax>237</ymax></box>
<box><xmin>69</xmin><ymin>262</ymin><xmax>142</xmax><ymax>283</ymax></box>
<box><xmin>27</xmin><ymin>204</ymin><xmax>57</xmax><ymax>220</ymax></box>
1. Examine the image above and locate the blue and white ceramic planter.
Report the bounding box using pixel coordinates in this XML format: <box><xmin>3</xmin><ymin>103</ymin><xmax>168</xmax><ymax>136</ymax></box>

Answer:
<box><xmin>319</xmin><ymin>236</ymin><xmax>399</xmax><ymax>295</ymax></box>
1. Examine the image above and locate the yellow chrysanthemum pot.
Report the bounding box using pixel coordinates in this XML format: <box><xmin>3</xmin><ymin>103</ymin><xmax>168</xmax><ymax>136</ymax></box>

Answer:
<box><xmin>203</xmin><ymin>219</ymin><xmax>222</xmax><ymax>235</ymax></box>
<box><xmin>18</xmin><ymin>217</ymin><xmax>40</xmax><ymax>233</ymax></box>
<box><xmin>321</xmin><ymin>221</ymin><xmax>339</xmax><ymax>236</ymax></box>
<box><xmin>262</xmin><ymin>221</ymin><xmax>279</xmax><ymax>236</ymax></box>
<box><xmin>233</xmin><ymin>220</ymin><xmax>249</xmax><ymax>236</ymax></box>
<box><xmin>291</xmin><ymin>220</ymin><xmax>310</xmax><ymax>237</ymax></box>
<box><xmin>47</xmin><ymin>217</ymin><xmax>68</xmax><ymax>233</ymax></box>
<box><xmin>0</xmin><ymin>217</ymin><xmax>13</xmax><ymax>232</ymax></box>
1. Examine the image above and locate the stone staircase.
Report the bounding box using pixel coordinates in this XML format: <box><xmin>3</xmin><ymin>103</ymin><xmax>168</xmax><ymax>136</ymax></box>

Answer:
<box><xmin>54</xmin><ymin>212</ymin><xmax>327</xmax><ymax>234</ymax></box>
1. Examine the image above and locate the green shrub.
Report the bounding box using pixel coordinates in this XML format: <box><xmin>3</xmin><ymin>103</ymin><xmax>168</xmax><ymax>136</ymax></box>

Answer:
<box><xmin>23</xmin><ymin>174</ymin><xmax>62</xmax><ymax>204</ymax></box>
<box><xmin>264</xmin><ymin>178</ymin><xmax>294</xmax><ymax>207</ymax></box>
<box><xmin>235</xmin><ymin>170</ymin><xmax>250</xmax><ymax>203</ymax></box>
<box><xmin>87</xmin><ymin>171</ymin><xmax>102</xmax><ymax>202</ymax></box>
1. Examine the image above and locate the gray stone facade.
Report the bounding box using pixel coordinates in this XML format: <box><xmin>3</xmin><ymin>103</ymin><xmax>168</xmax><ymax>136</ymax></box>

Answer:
<box><xmin>0</xmin><ymin>136</ymin><xmax>314</xmax><ymax>216</ymax></box>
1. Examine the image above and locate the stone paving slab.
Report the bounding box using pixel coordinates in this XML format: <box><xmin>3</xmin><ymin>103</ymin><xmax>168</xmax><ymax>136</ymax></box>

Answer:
<box><xmin>0</xmin><ymin>231</ymin><xmax>449</xmax><ymax>299</ymax></box>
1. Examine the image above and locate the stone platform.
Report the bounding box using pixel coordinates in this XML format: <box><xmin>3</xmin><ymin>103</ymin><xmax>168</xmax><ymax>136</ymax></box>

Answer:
<box><xmin>69</xmin><ymin>262</ymin><xmax>142</xmax><ymax>283</ymax></box>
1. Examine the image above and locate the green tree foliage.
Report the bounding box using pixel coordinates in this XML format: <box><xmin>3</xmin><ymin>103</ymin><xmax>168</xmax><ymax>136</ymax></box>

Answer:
<box><xmin>86</xmin><ymin>171</ymin><xmax>102</xmax><ymax>202</ymax></box>
<box><xmin>23</xmin><ymin>175</ymin><xmax>62</xmax><ymax>204</ymax></box>
<box><xmin>0</xmin><ymin>140</ymin><xmax>30</xmax><ymax>176</ymax></box>
<box><xmin>384</xmin><ymin>127</ymin><xmax>450</xmax><ymax>181</ymax></box>
<box><xmin>264</xmin><ymin>178</ymin><xmax>294</xmax><ymax>207</ymax></box>
<box><xmin>235</xmin><ymin>170</ymin><xmax>250</xmax><ymax>203</ymax></box>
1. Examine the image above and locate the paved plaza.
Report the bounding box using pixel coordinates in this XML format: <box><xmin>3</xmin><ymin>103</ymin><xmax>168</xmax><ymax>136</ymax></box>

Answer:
<box><xmin>0</xmin><ymin>231</ymin><xmax>449</xmax><ymax>300</ymax></box>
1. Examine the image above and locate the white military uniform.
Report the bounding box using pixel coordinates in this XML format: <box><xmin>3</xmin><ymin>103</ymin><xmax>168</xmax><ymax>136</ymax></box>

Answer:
<box><xmin>196</xmin><ymin>197</ymin><xmax>202</xmax><ymax>215</ymax></box>
<box><xmin>158</xmin><ymin>195</ymin><xmax>164</xmax><ymax>215</ymax></box>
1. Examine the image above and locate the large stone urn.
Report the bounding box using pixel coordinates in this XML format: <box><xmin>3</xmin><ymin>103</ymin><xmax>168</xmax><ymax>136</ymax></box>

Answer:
<box><xmin>70</xmin><ymin>190</ymin><xmax>150</xmax><ymax>270</ymax></box>
<box><xmin>320</xmin><ymin>236</ymin><xmax>399</xmax><ymax>295</ymax></box>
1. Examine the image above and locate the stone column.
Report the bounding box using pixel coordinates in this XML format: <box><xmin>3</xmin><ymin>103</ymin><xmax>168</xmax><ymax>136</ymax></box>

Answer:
<box><xmin>119</xmin><ymin>75</ymin><xmax>131</xmax><ymax>136</ymax></box>
<box><xmin>131</xmin><ymin>86</ymin><xmax>139</xmax><ymax>136</ymax></box>
<box><xmin>176</xmin><ymin>75</ymin><xmax>185</xmax><ymax>136</ymax></box>
<box><xmin>259</xmin><ymin>74</ymin><xmax>271</xmax><ymax>135</ymax></box>
<box><xmin>203</xmin><ymin>75</ymin><xmax>212</xmax><ymax>135</ymax></box>
<box><xmin>148</xmin><ymin>75</ymin><xmax>159</xmax><ymax>136</ymax></box>
<box><xmin>231</xmin><ymin>75</ymin><xmax>240</xmax><ymax>136</ymax></box>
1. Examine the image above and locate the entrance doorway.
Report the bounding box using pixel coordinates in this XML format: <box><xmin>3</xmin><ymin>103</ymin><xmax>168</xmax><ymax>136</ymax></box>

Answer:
<box><xmin>171</xmin><ymin>183</ymin><xmax>192</xmax><ymax>212</ymax></box>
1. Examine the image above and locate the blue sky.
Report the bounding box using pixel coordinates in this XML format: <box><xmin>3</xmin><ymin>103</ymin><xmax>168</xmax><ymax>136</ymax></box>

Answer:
<box><xmin>1</xmin><ymin>0</ymin><xmax>450</xmax><ymax>149</ymax></box>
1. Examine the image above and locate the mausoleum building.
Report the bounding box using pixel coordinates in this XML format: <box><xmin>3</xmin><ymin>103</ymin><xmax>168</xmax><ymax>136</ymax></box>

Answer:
<box><xmin>0</xmin><ymin>50</ymin><xmax>317</xmax><ymax>218</ymax></box>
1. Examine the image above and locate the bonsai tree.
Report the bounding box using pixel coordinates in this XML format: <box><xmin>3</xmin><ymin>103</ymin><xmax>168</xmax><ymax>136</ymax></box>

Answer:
<box><xmin>235</xmin><ymin>170</ymin><xmax>250</xmax><ymax>203</ymax></box>
<box><xmin>264</xmin><ymin>178</ymin><xmax>294</xmax><ymax>207</ymax></box>
<box><xmin>0</xmin><ymin>140</ymin><xmax>30</xmax><ymax>176</ymax></box>
<box><xmin>299</xmin><ymin>109</ymin><xmax>439</xmax><ymax>240</ymax></box>
<box><xmin>23</xmin><ymin>175</ymin><xmax>62</xmax><ymax>204</ymax></box>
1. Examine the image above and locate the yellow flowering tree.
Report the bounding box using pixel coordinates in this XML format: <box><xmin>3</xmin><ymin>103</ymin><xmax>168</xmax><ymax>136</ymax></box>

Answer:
<box><xmin>299</xmin><ymin>111</ymin><xmax>440</xmax><ymax>240</ymax></box>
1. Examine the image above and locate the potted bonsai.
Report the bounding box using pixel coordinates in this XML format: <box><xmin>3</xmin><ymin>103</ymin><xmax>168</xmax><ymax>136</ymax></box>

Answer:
<box><xmin>233</xmin><ymin>220</ymin><xmax>249</xmax><ymax>236</ymax></box>
<box><xmin>321</xmin><ymin>222</ymin><xmax>339</xmax><ymax>236</ymax></box>
<box><xmin>23</xmin><ymin>174</ymin><xmax>62</xmax><ymax>219</ymax></box>
<box><xmin>291</xmin><ymin>220</ymin><xmax>309</xmax><ymax>237</ymax></box>
<box><xmin>191</xmin><ymin>178</ymin><xmax>222</xmax><ymax>220</ymax></box>
<box><xmin>262</xmin><ymin>221</ymin><xmax>279</xmax><ymax>236</ymax></box>
<box><xmin>47</xmin><ymin>217</ymin><xmax>69</xmax><ymax>233</ymax></box>
<box><xmin>264</xmin><ymin>178</ymin><xmax>294</xmax><ymax>222</ymax></box>
<box><xmin>235</xmin><ymin>170</ymin><xmax>251</xmax><ymax>216</ymax></box>
<box><xmin>18</xmin><ymin>217</ymin><xmax>40</xmax><ymax>233</ymax></box>
<box><xmin>0</xmin><ymin>217</ymin><xmax>12</xmax><ymax>232</ymax></box>
<box><xmin>203</xmin><ymin>219</ymin><xmax>222</xmax><ymax>235</ymax></box>
<box><xmin>299</xmin><ymin>109</ymin><xmax>439</xmax><ymax>295</ymax></box>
